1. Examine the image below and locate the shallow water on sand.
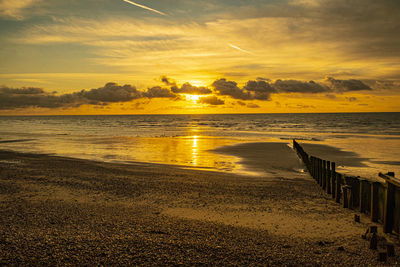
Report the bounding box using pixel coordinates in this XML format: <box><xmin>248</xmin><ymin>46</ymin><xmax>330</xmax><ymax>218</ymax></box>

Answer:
<box><xmin>0</xmin><ymin>113</ymin><xmax>399</xmax><ymax>178</ymax></box>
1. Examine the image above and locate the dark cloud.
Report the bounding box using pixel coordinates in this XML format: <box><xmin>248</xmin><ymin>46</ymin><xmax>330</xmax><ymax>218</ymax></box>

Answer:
<box><xmin>247</xmin><ymin>103</ymin><xmax>260</xmax><ymax>108</ymax></box>
<box><xmin>346</xmin><ymin>97</ymin><xmax>357</xmax><ymax>102</ymax></box>
<box><xmin>364</xmin><ymin>80</ymin><xmax>400</xmax><ymax>91</ymax></box>
<box><xmin>243</xmin><ymin>80</ymin><xmax>275</xmax><ymax>100</ymax></box>
<box><xmin>0</xmin><ymin>74</ymin><xmax>388</xmax><ymax>110</ymax></box>
<box><xmin>0</xmin><ymin>82</ymin><xmax>177</xmax><ymax>110</ymax></box>
<box><xmin>0</xmin><ymin>86</ymin><xmax>45</xmax><ymax>95</ymax></box>
<box><xmin>256</xmin><ymin>77</ymin><xmax>272</xmax><ymax>82</ymax></box>
<box><xmin>171</xmin><ymin>83</ymin><xmax>212</xmax><ymax>95</ymax></box>
<box><xmin>77</xmin><ymin>82</ymin><xmax>142</xmax><ymax>103</ymax></box>
<box><xmin>0</xmin><ymin>86</ymin><xmax>80</xmax><ymax>109</ymax></box>
<box><xmin>286</xmin><ymin>103</ymin><xmax>316</xmax><ymax>109</ymax></box>
<box><xmin>160</xmin><ymin>76</ymin><xmax>176</xmax><ymax>86</ymax></box>
<box><xmin>325</xmin><ymin>77</ymin><xmax>372</xmax><ymax>92</ymax></box>
<box><xmin>144</xmin><ymin>86</ymin><xmax>176</xmax><ymax>98</ymax></box>
<box><xmin>274</xmin><ymin>80</ymin><xmax>329</xmax><ymax>93</ymax></box>
<box><xmin>198</xmin><ymin>95</ymin><xmax>224</xmax><ymax>105</ymax></box>
<box><xmin>212</xmin><ymin>79</ymin><xmax>248</xmax><ymax>100</ymax></box>
<box><xmin>212</xmin><ymin>78</ymin><xmax>274</xmax><ymax>100</ymax></box>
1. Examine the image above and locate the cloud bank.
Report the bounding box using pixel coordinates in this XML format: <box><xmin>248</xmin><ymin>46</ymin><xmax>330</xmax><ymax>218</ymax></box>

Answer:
<box><xmin>0</xmin><ymin>0</ymin><xmax>38</xmax><ymax>20</ymax></box>
<box><xmin>0</xmin><ymin>82</ymin><xmax>176</xmax><ymax>109</ymax></box>
<box><xmin>0</xmin><ymin>76</ymin><xmax>383</xmax><ymax>109</ymax></box>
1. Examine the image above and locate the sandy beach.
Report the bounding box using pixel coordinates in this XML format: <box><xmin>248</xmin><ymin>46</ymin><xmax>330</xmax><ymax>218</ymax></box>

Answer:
<box><xmin>0</xmin><ymin>143</ymin><xmax>399</xmax><ymax>265</ymax></box>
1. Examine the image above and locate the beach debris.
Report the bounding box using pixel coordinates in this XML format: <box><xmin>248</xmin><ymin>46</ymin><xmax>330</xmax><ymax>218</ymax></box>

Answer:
<box><xmin>369</xmin><ymin>225</ymin><xmax>378</xmax><ymax>233</ymax></box>
<box><xmin>354</xmin><ymin>214</ymin><xmax>360</xmax><ymax>223</ymax></box>
<box><xmin>337</xmin><ymin>246</ymin><xmax>345</xmax><ymax>251</ymax></box>
<box><xmin>369</xmin><ymin>233</ymin><xmax>378</xmax><ymax>250</ymax></box>
<box><xmin>378</xmin><ymin>251</ymin><xmax>387</xmax><ymax>262</ymax></box>
<box><xmin>362</xmin><ymin>225</ymin><xmax>377</xmax><ymax>240</ymax></box>
<box><xmin>316</xmin><ymin>240</ymin><xmax>334</xmax><ymax>246</ymax></box>
<box><xmin>387</xmin><ymin>243</ymin><xmax>395</xmax><ymax>257</ymax></box>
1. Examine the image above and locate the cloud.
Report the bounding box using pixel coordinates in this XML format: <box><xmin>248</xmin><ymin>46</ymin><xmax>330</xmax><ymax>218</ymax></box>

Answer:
<box><xmin>243</xmin><ymin>80</ymin><xmax>275</xmax><ymax>100</ymax></box>
<box><xmin>77</xmin><ymin>82</ymin><xmax>142</xmax><ymax>103</ymax></box>
<box><xmin>171</xmin><ymin>83</ymin><xmax>212</xmax><ymax>95</ymax></box>
<box><xmin>198</xmin><ymin>95</ymin><xmax>225</xmax><ymax>105</ymax></box>
<box><xmin>212</xmin><ymin>78</ymin><xmax>274</xmax><ymax>100</ymax></box>
<box><xmin>228</xmin><ymin>44</ymin><xmax>254</xmax><ymax>55</ymax></box>
<box><xmin>286</xmin><ymin>103</ymin><xmax>316</xmax><ymax>109</ymax></box>
<box><xmin>247</xmin><ymin>103</ymin><xmax>260</xmax><ymax>108</ymax></box>
<box><xmin>161</xmin><ymin>76</ymin><xmax>212</xmax><ymax>95</ymax></box>
<box><xmin>144</xmin><ymin>86</ymin><xmax>176</xmax><ymax>98</ymax></box>
<box><xmin>0</xmin><ymin>75</ymin><xmax>392</xmax><ymax>111</ymax></box>
<box><xmin>0</xmin><ymin>82</ymin><xmax>177</xmax><ymax>110</ymax></box>
<box><xmin>0</xmin><ymin>86</ymin><xmax>45</xmax><ymax>95</ymax></box>
<box><xmin>0</xmin><ymin>85</ymin><xmax>80</xmax><ymax>109</ymax></box>
<box><xmin>325</xmin><ymin>77</ymin><xmax>372</xmax><ymax>92</ymax></box>
<box><xmin>0</xmin><ymin>0</ymin><xmax>38</xmax><ymax>20</ymax></box>
<box><xmin>364</xmin><ymin>80</ymin><xmax>400</xmax><ymax>91</ymax></box>
<box><xmin>212</xmin><ymin>79</ymin><xmax>246</xmax><ymax>99</ymax></box>
<box><xmin>257</xmin><ymin>77</ymin><xmax>272</xmax><ymax>82</ymax></box>
<box><xmin>161</xmin><ymin>76</ymin><xmax>176</xmax><ymax>86</ymax></box>
<box><xmin>274</xmin><ymin>80</ymin><xmax>329</xmax><ymax>93</ymax></box>
<box><xmin>346</xmin><ymin>97</ymin><xmax>357</xmax><ymax>102</ymax></box>
<box><xmin>289</xmin><ymin>0</ymin><xmax>321</xmax><ymax>7</ymax></box>
<box><xmin>122</xmin><ymin>0</ymin><xmax>167</xmax><ymax>16</ymax></box>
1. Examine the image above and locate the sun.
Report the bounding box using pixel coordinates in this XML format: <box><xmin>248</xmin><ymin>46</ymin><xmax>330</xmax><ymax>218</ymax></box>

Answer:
<box><xmin>186</xmin><ymin>94</ymin><xmax>201</xmax><ymax>102</ymax></box>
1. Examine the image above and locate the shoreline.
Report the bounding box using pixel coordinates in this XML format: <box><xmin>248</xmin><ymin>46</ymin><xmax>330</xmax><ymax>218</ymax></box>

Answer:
<box><xmin>0</xmin><ymin>139</ymin><xmax>377</xmax><ymax>177</ymax></box>
<box><xmin>1</xmin><ymin>149</ymin><xmax>398</xmax><ymax>265</ymax></box>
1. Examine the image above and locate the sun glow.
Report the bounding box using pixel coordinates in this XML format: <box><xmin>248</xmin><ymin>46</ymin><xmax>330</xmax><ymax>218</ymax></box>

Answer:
<box><xmin>186</xmin><ymin>94</ymin><xmax>201</xmax><ymax>102</ymax></box>
<box><xmin>186</xmin><ymin>80</ymin><xmax>208</xmax><ymax>87</ymax></box>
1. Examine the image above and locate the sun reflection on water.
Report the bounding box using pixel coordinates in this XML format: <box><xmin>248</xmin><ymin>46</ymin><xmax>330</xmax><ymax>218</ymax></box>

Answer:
<box><xmin>192</xmin><ymin>135</ymin><xmax>198</xmax><ymax>165</ymax></box>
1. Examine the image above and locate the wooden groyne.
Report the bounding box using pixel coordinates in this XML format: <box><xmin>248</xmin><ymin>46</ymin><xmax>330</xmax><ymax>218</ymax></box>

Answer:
<box><xmin>293</xmin><ymin>139</ymin><xmax>400</xmax><ymax>237</ymax></box>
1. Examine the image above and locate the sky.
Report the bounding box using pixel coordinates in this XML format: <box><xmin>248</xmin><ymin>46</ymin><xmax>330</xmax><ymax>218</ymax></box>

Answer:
<box><xmin>0</xmin><ymin>0</ymin><xmax>399</xmax><ymax>115</ymax></box>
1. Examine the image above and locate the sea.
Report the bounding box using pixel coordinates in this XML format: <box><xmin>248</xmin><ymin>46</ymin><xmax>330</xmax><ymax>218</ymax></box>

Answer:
<box><xmin>0</xmin><ymin>113</ymin><xmax>399</xmax><ymax>179</ymax></box>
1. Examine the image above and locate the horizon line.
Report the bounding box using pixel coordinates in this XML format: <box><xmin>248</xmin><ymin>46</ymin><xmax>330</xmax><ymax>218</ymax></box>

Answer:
<box><xmin>0</xmin><ymin>111</ymin><xmax>398</xmax><ymax>117</ymax></box>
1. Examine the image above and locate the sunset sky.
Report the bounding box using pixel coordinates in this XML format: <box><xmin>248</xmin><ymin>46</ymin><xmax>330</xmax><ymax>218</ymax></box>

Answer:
<box><xmin>0</xmin><ymin>0</ymin><xmax>399</xmax><ymax>114</ymax></box>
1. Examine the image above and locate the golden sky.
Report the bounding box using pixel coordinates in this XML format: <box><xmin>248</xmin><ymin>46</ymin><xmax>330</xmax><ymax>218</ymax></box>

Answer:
<box><xmin>0</xmin><ymin>0</ymin><xmax>399</xmax><ymax>114</ymax></box>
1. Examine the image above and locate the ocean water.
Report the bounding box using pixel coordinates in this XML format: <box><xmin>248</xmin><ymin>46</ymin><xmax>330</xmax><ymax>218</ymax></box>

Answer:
<box><xmin>0</xmin><ymin>113</ymin><xmax>399</xmax><ymax>179</ymax></box>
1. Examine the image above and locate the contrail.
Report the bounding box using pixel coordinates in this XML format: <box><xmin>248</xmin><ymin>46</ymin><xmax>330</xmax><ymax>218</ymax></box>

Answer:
<box><xmin>123</xmin><ymin>0</ymin><xmax>167</xmax><ymax>16</ymax></box>
<box><xmin>228</xmin><ymin>44</ymin><xmax>254</xmax><ymax>55</ymax></box>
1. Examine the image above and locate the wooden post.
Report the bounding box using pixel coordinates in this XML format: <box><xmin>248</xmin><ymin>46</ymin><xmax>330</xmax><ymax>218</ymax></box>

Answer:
<box><xmin>322</xmin><ymin>160</ymin><xmax>327</xmax><ymax>190</ymax></box>
<box><xmin>348</xmin><ymin>185</ymin><xmax>353</xmax><ymax>209</ymax></box>
<box><xmin>371</xmin><ymin>182</ymin><xmax>380</xmax><ymax>223</ymax></box>
<box><xmin>316</xmin><ymin>158</ymin><xmax>319</xmax><ymax>184</ymax></box>
<box><xmin>326</xmin><ymin>160</ymin><xmax>331</xmax><ymax>194</ymax></box>
<box><xmin>359</xmin><ymin>179</ymin><xmax>368</xmax><ymax>213</ymax></box>
<box><xmin>335</xmin><ymin>173</ymin><xmax>342</xmax><ymax>203</ymax></box>
<box><xmin>387</xmin><ymin>243</ymin><xmax>395</xmax><ymax>257</ymax></box>
<box><xmin>378</xmin><ymin>251</ymin><xmax>387</xmax><ymax>262</ymax></box>
<box><xmin>383</xmin><ymin>181</ymin><xmax>395</xmax><ymax>233</ymax></box>
<box><xmin>319</xmin><ymin>159</ymin><xmax>322</xmax><ymax>186</ymax></box>
<box><xmin>369</xmin><ymin>233</ymin><xmax>378</xmax><ymax>250</ymax></box>
<box><xmin>311</xmin><ymin>157</ymin><xmax>315</xmax><ymax>179</ymax></box>
<box><xmin>331</xmin><ymin>162</ymin><xmax>336</xmax><ymax>199</ymax></box>
<box><xmin>317</xmin><ymin>158</ymin><xmax>320</xmax><ymax>185</ymax></box>
<box><xmin>343</xmin><ymin>186</ymin><xmax>349</xmax><ymax>208</ymax></box>
<box><xmin>343</xmin><ymin>185</ymin><xmax>352</xmax><ymax>208</ymax></box>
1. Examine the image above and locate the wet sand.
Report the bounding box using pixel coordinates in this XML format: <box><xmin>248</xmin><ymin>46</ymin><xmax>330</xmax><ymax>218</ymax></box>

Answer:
<box><xmin>0</xmin><ymin>144</ymin><xmax>398</xmax><ymax>265</ymax></box>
